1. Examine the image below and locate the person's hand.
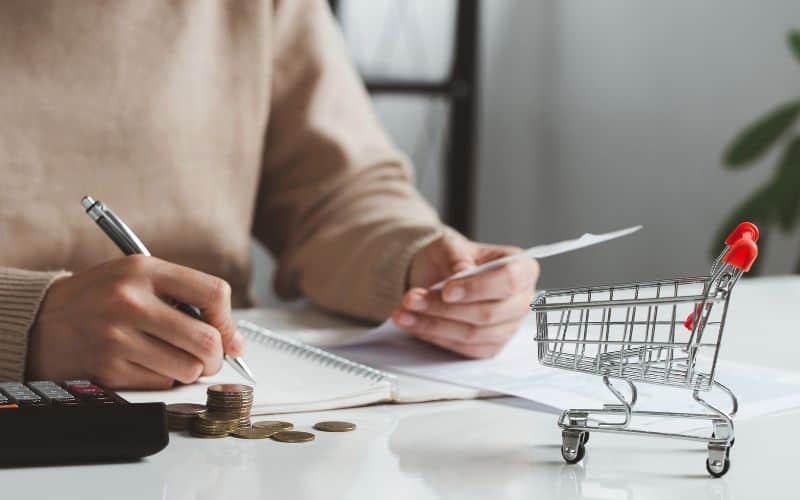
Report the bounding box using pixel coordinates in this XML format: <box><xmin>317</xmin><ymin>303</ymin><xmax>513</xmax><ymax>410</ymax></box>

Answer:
<box><xmin>27</xmin><ymin>255</ymin><xmax>244</xmax><ymax>389</ymax></box>
<box><xmin>392</xmin><ymin>232</ymin><xmax>539</xmax><ymax>358</ymax></box>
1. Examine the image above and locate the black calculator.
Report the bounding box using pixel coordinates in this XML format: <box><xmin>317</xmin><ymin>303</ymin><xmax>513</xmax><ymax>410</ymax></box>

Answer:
<box><xmin>0</xmin><ymin>380</ymin><xmax>168</xmax><ymax>466</ymax></box>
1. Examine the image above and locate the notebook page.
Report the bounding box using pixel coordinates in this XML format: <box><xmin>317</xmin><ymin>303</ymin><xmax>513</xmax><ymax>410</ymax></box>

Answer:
<box><xmin>234</xmin><ymin>309</ymin><xmax>490</xmax><ymax>403</ymax></box>
<box><xmin>122</xmin><ymin>322</ymin><xmax>395</xmax><ymax>414</ymax></box>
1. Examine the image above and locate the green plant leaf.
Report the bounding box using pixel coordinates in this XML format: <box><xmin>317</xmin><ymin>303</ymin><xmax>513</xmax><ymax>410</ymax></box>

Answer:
<box><xmin>789</xmin><ymin>29</ymin><xmax>800</xmax><ymax>63</ymax></box>
<box><xmin>774</xmin><ymin>136</ymin><xmax>800</xmax><ymax>231</ymax></box>
<box><xmin>712</xmin><ymin>184</ymin><xmax>776</xmax><ymax>275</ymax></box>
<box><xmin>723</xmin><ymin>100</ymin><xmax>800</xmax><ymax>168</ymax></box>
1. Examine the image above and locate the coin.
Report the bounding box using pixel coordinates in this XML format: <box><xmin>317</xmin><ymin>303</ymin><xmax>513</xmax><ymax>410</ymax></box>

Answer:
<box><xmin>252</xmin><ymin>420</ymin><xmax>294</xmax><ymax>432</ymax></box>
<box><xmin>192</xmin><ymin>413</ymin><xmax>240</xmax><ymax>438</ymax></box>
<box><xmin>313</xmin><ymin>421</ymin><xmax>356</xmax><ymax>432</ymax></box>
<box><xmin>271</xmin><ymin>431</ymin><xmax>315</xmax><ymax>443</ymax></box>
<box><xmin>166</xmin><ymin>403</ymin><xmax>208</xmax><ymax>431</ymax></box>
<box><xmin>190</xmin><ymin>431</ymin><xmax>228</xmax><ymax>439</ymax></box>
<box><xmin>232</xmin><ymin>427</ymin><xmax>276</xmax><ymax>439</ymax></box>
<box><xmin>207</xmin><ymin>384</ymin><xmax>254</xmax><ymax>395</ymax></box>
<box><xmin>167</xmin><ymin>403</ymin><xmax>207</xmax><ymax>415</ymax></box>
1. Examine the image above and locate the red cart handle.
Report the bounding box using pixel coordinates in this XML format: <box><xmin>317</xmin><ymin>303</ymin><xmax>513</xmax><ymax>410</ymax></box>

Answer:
<box><xmin>721</xmin><ymin>221</ymin><xmax>759</xmax><ymax>272</ymax></box>
<box><xmin>724</xmin><ymin>221</ymin><xmax>759</xmax><ymax>245</ymax></box>
<box><xmin>685</xmin><ymin>222</ymin><xmax>759</xmax><ymax>330</ymax></box>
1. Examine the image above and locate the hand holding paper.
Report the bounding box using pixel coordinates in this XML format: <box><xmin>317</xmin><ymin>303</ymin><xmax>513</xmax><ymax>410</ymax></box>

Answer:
<box><xmin>344</xmin><ymin>226</ymin><xmax>642</xmax><ymax>348</ymax></box>
<box><xmin>396</xmin><ymin>235</ymin><xmax>541</xmax><ymax>358</ymax></box>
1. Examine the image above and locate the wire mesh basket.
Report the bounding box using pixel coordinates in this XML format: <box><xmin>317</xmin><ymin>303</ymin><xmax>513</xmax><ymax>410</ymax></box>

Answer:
<box><xmin>531</xmin><ymin>222</ymin><xmax>759</xmax><ymax>477</ymax></box>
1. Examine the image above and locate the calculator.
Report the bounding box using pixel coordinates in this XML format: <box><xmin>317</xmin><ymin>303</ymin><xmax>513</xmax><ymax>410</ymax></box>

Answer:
<box><xmin>0</xmin><ymin>380</ymin><xmax>168</xmax><ymax>466</ymax></box>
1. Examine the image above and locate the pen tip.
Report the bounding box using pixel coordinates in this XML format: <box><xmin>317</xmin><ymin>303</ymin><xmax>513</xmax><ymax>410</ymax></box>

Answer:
<box><xmin>226</xmin><ymin>355</ymin><xmax>256</xmax><ymax>385</ymax></box>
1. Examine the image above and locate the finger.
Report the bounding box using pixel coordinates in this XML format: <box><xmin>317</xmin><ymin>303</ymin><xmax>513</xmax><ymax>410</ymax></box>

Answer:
<box><xmin>125</xmin><ymin>363</ymin><xmax>176</xmax><ymax>390</ymax></box>
<box><xmin>148</xmin><ymin>260</ymin><xmax>242</xmax><ymax>355</ymax></box>
<box><xmin>125</xmin><ymin>329</ymin><xmax>206</xmax><ymax>384</ymax></box>
<box><xmin>94</xmin><ymin>359</ymin><xmax>175</xmax><ymax>391</ymax></box>
<box><xmin>441</xmin><ymin>258</ymin><xmax>539</xmax><ymax>304</ymax></box>
<box><xmin>137</xmin><ymin>297</ymin><xmax>224</xmax><ymax>375</ymax></box>
<box><xmin>474</xmin><ymin>244</ymin><xmax>523</xmax><ymax>265</ymax></box>
<box><xmin>417</xmin><ymin>334</ymin><xmax>508</xmax><ymax>359</ymax></box>
<box><xmin>401</xmin><ymin>288</ymin><xmax>532</xmax><ymax>326</ymax></box>
<box><xmin>393</xmin><ymin>309</ymin><xmax>521</xmax><ymax>346</ymax></box>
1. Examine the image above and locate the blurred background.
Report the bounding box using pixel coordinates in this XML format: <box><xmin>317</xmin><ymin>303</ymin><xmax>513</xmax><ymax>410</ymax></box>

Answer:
<box><xmin>252</xmin><ymin>0</ymin><xmax>800</xmax><ymax>304</ymax></box>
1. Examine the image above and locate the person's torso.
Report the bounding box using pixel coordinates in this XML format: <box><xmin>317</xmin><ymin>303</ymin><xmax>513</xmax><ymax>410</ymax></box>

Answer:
<box><xmin>0</xmin><ymin>1</ymin><xmax>274</xmax><ymax>305</ymax></box>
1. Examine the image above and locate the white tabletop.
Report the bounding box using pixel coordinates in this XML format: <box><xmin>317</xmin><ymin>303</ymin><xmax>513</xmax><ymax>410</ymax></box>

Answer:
<box><xmin>4</xmin><ymin>276</ymin><xmax>799</xmax><ymax>500</ymax></box>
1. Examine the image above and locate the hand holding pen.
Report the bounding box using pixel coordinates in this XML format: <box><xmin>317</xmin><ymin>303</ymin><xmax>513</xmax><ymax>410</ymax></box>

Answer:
<box><xmin>25</xmin><ymin>197</ymin><xmax>254</xmax><ymax>389</ymax></box>
<box><xmin>81</xmin><ymin>196</ymin><xmax>255</xmax><ymax>383</ymax></box>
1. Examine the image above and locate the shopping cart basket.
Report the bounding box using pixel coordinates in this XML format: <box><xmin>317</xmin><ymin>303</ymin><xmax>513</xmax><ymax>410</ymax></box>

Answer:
<box><xmin>531</xmin><ymin>222</ymin><xmax>759</xmax><ymax>478</ymax></box>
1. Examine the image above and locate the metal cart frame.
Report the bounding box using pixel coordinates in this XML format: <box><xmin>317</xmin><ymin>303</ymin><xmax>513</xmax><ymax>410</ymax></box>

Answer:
<box><xmin>531</xmin><ymin>222</ymin><xmax>759</xmax><ymax>477</ymax></box>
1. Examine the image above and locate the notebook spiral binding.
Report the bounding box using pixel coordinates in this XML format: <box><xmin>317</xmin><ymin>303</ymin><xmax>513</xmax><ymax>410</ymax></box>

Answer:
<box><xmin>237</xmin><ymin>320</ymin><xmax>394</xmax><ymax>383</ymax></box>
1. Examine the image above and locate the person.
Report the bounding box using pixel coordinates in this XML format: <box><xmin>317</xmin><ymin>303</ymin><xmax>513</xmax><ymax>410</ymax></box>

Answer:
<box><xmin>0</xmin><ymin>0</ymin><xmax>538</xmax><ymax>388</ymax></box>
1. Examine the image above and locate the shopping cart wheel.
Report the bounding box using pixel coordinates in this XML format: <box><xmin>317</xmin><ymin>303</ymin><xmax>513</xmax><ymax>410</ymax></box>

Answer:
<box><xmin>581</xmin><ymin>432</ymin><xmax>590</xmax><ymax>445</ymax></box>
<box><xmin>561</xmin><ymin>431</ymin><xmax>586</xmax><ymax>464</ymax></box>
<box><xmin>705</xmin><ymin>457</ymin><xmax>730</xmax><ymax>478</ymax></box>
<box><xmin>561</xmin><ymin>444</ymin><xmax>585</xmax><ymax>465</ymax></box>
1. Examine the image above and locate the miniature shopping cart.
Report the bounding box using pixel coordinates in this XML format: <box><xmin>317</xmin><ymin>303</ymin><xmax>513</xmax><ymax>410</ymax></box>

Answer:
<box><xmin>530</xmin><ymin>222</ymin><xmax>759</xmax><ymax>478</ymax></box>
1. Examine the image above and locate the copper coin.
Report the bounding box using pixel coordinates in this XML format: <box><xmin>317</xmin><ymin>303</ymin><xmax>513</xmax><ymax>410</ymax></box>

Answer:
<box><xmin>252</xmin><ymin>420</ymin><xmax>294</xmax><ymax>432</ymax></box>
<box><xmin>166</xmin><ymin>403</ymin><xmax>207</xmax><ymax>416</ymax></box>
<box><xmin>232</xmin><ymin>427</ymin><xmax>276</xmax><ymax>439</ymax></box>
<box><xmin>190</xmin><ymin>432</ymin><xmax>229</xmax><ymax>439</ymax></box>
<box><xmin>271</xmin><ymin>431</ymin><xmax>315</xmax><ymax>443</ymax></box>
<box><xmin>207</xmin><ymin>384</ymin><xmax>253</xmax><ymax>394</ymax></box>
<box><xmin>313</xmin><ymin>421</ymin><xmax>356</xmax><ymax>432</ymax></box>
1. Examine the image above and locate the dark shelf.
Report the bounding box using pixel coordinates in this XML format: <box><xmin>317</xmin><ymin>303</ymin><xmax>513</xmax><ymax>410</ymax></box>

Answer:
<box><xmin>329</xmin><ymin>0</ymin><xmax>479</xmax><ymax>236</ymax></box>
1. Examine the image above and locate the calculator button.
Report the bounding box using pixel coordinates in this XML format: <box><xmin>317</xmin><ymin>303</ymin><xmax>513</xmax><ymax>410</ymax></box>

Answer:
<box><xmin>63</xmin><ymin>379</ymin><xmax>93</xmax><ymax>385</ymax></box>
<box><xmin>28</xmin><ymin>381</ymin><xmax>78</xmax><ymax>403</ymax></box>
<box><xmin>0</xmin><ymin>403</ymin><xmax>19</xmax><ymax>410</ymax></box>
<box><xmin>0</xmin><ymin>382</ymin><xmax>43</xmax><ymax>405</ymax></box>
<box><xmin>65</xmin><ymin>382</ymin><xmax>105</xmax><ymax>397</ymax></box>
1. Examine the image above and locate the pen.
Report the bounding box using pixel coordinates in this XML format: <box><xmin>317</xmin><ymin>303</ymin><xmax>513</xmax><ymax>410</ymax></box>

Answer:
<box><xmin>80</xmin><ymin>195</ymin><xmax>257</xmax><ymax>384</ymax></box>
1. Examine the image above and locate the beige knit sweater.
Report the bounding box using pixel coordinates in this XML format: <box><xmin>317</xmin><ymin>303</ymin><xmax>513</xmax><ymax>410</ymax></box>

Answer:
<box><xmin>0</xmin><ymin>0</ymin><xmax>444</xmax><ymax>381</ymax></box>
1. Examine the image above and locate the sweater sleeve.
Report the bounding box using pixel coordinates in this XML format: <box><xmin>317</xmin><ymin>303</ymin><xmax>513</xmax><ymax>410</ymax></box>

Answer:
<box><xmin>252</xmin><ymin>0</ymin><xmax>444</xmax><ymax>322</ymax></box>
<box><xmin>0</xmin><ymin>268</ymin><xmax>71</xmax><ymax>381</ymax></box>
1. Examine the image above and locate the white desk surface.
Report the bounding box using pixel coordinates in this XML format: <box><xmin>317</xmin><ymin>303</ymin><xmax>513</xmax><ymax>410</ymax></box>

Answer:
<box><xmin>4</xmin><ymin>276</ymin><xmax>799</xmax><ymax>500</ymax></box>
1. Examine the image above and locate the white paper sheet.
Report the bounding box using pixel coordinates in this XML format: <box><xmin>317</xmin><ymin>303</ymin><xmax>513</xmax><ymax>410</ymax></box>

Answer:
<box><xmin>332</xmin><ymin>317</ymin><xmax>800</xmax><ymax>431</ymax></box>
<box><xmin>341</xmin><ymin>225</ymin><xmax>642</xmax><ymax>347</ymax></box>
<box><xmin>429</xmin><ymin>225</ymin><xmax>642</xmax><ymax>291</ymax></box>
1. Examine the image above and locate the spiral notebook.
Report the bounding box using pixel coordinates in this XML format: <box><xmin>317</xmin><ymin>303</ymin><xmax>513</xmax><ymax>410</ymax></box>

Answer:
<box><xmin>121</xmin><ymin>321</ymin><xmax>397</xmax><ymax>415</ymax></box>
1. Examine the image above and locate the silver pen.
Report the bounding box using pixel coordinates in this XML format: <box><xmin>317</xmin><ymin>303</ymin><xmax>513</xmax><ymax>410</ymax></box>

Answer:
<box><xmin>81</xmin><ymin>195</ymin><xmax>256</xmax><ymax>384</ymax></box>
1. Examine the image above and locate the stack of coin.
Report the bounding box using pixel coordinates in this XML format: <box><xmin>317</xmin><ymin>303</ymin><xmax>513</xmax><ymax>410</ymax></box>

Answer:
<box><xmin>205</xmin><ymin>384</ymin><xmax>253</xmax><ymax>429</ymax></box>
<box><xmin>166</xmin><ymin>403</ymin><xmax>207</xmax><ymax>431</ymax></box>
<box><xmin>191</xmin><ymin>413</ymin><xmax>240</xmax><ymax>438</ymax></box>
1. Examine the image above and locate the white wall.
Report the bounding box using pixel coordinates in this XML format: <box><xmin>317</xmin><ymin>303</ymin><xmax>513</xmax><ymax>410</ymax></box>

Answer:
<box><xmin>475</xmin><ymin>0</ymin><xmax>800</xmax><ymax>289</ymax></box>
<box><xmin>252</xmin><ymin>0</ymin><xmax>800</xmax><ymax>304</ymax></box>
